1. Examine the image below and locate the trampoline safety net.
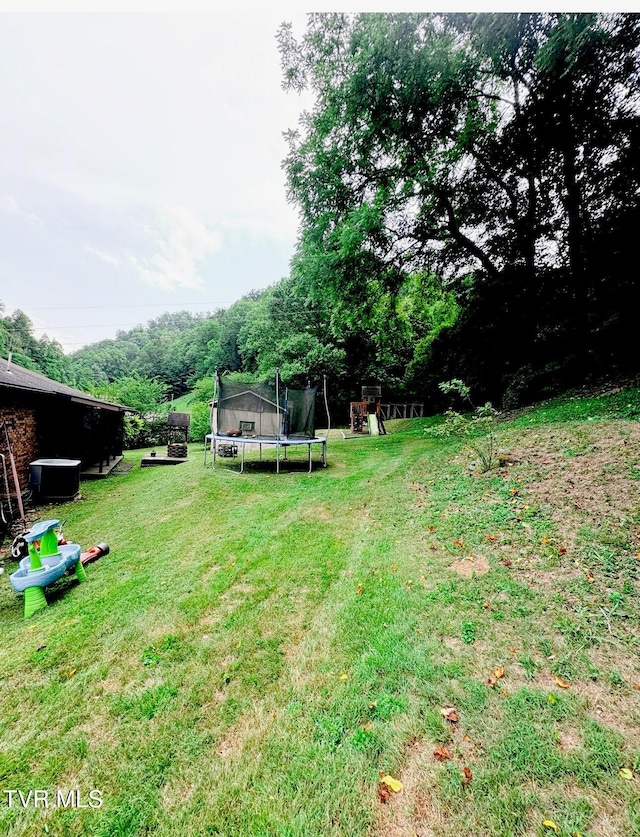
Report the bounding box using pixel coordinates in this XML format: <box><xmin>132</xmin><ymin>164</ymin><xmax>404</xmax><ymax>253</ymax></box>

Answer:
<box><xmin>217</xmin><ymin>380</ymin><xmax>317</xmax><ymax>438</ymax></box>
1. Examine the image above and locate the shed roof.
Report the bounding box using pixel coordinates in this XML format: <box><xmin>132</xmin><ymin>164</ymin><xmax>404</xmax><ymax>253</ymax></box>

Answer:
<box><xmin>0</xmin><ymin>358</ymin><xmax>131</xmax><ymax>412</ymax></box>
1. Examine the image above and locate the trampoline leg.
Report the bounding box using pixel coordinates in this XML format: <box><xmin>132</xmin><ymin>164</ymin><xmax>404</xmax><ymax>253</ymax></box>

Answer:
<box><xmin>276</xmin><ymin>443</ymin><xmax>280</xmax><ymax>475</ymax></box>
<box><xmin>241</xmin><ymin>444</ymin><xmax>245</xmax><ymax>473</ymax></box>
<box><xmin>323</xmin><ymin>441</ymin><xmax>327</xmax><ymax>467</ymax></box>
<box><xmin>213</xmin><ymin>439</ymin><xmax>217</xmax><ymax>470</ymax></box>
<box><xmin>259</xmin><ymin>444</ymin><xmax>262</xmax><ymax>461</ymax></box>
<box><xmin>308</xmin><ymin>444</ymin><xmax>312</xmax><ymax>473</ymax></box>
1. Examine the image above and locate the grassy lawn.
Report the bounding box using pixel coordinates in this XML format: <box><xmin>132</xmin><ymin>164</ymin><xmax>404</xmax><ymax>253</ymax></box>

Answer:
<box><xmin>0</xmin><ymin>389</ymin><xmax>639</xmax><ymax>836</ymax></box>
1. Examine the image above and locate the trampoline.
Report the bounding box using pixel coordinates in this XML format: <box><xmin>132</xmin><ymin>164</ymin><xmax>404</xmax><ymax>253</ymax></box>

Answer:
<box><xmin>204</xmin><ymin>369</ymin><xmax>329</xmax><ymax>474</ymax></box>
<box><xmin>204</xmin><ymin>433</ymin><xmax>327</xmax><ymax>473</ymax></box>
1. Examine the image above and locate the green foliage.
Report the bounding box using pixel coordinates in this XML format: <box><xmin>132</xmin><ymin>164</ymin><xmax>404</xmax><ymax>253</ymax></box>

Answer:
<box><xmin>279</xmin><ymin>12</ymin><xmax>640</xmax><ymax>406</ymax></box>
<box><xmin>89</xmin><ymin>375</ymin><xmax>168</xmax><ymax>414</ymax></box>
<box><xmin>427</xmin><ymin>379</ymin><xmax>499</xmax><ymax>471</ymax></box>
<box><xmin>0</xmin><ymin>303</ymin><xmax>70</xmax><ymax>382</ymax></box>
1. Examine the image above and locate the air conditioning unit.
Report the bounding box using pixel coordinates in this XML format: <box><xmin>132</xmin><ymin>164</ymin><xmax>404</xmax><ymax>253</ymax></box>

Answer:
<box><xmin>29</xmin><ymin>459</ymin><xmax>81</xmax><ymax>502</ymax></box>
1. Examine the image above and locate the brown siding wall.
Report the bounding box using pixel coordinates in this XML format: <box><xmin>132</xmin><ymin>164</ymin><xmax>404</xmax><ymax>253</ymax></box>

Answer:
<box><xmin>0</xmin><ymin>395</ymin><xmax>38</xmax><ymax>492</ymax></box>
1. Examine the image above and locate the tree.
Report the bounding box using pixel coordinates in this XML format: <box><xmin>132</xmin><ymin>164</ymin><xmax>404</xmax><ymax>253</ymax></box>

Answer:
<box><xmin>279</xmin><ymin>13</ymin><xmax>640</xmax><ymax>404</ymax></box>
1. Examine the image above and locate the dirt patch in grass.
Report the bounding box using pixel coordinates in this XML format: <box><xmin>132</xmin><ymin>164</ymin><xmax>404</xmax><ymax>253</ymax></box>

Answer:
<box><xmin>449</xmin><ymin>554</ymin><xmax>490</xmax><ymax>578</ymax></box>
<box><xmin>375</xmin><ymin>740</ymin><xmax>445</xmax><ymax>837</ymax></box>
<box><xmin>162</xmin><ymin>778</ymin><xmax>196</xmax><ymax>811</ymax></box>
<box><xmin>507</xmin><ymin>422</ymin><xmax>640</xmax><ymax>550</ymax></box>
<box><xmin>211</xmin><ymin>701</ymin><xmax>275</xmax><ymax>764</ymax></box>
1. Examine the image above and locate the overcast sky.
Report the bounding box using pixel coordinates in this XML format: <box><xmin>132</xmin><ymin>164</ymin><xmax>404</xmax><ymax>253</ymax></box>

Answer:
<box><xmin>0</xmin><ymin>4</ymin><xmax>632</xmax><ymax>354</ymax></box>
<box><xmin>0</xmin><ymin>10</ymin><xmax>314</xmax><ymax>352</ymax></box>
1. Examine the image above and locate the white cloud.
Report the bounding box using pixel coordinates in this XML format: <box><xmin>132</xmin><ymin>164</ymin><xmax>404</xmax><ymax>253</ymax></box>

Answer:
<box><xmin>84</xmin><ymin>245</ymin><xmax>121</xmax><ymax>267</ymax></box>
<box><xmin>130</xmin><ymin>206</ymin><xmax>222</xmax><ymax>292</ymax></box>
<box><xmin>0</xmin><ymin>194</ymin><xmax>43</xmax><ymax>225</ymax></box>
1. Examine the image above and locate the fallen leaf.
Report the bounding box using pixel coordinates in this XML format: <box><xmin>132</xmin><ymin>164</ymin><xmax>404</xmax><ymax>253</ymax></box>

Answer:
<box><xmin>619</xmin><ymin>768</ymin><xmax>634</xmax><ymax>780</ymax></box>
<box><xmin>461</xmin><ymin>766</ymin><xmax>472</xmax><ymax>786</ymax></box>
<box><xmin>453</xmin><ymin>540</ymin><xmax>464</xmax><ymax>548</ymax></box>
<box><xmin>380</xmin><ymin>775</ymin><xmax>403</xmax><ymax>793</ymax></box>
<box><xmin>510</xmin><ymin>488</ymin><xmax>519</xmax><ymax>496</ymax></box>
<box><xmin>339</xmin><ymin>673</ymin><xmax>349</xmax><ymax>681</ymax></box>
<box><xmin>356</xmin><ymin>585</ymin><xmax>363</xmax><ymax>595</ymax></box>
<box><xmin>493</xmin><ymin>667</ymin><xmax>504</xmax><ymax>679</ymax></box>
<box><xmin>369</xmin><ymin>700</ymin><xmax>378</xmax><ymax>708</ymax></box>
<box><xmin>440</xmin><ymin>707</ymin><xmax>459</xmax><ymax>723</ymax></box>
<box><xmin>377</xmin><ymin>782</ymin><xmax>392</xmax><ymax>803</ymax></box>
<box><xmin>433</xmin><ymin>745</ymin><xmax>451</xmax><ymax>762</ymax></box>
<box><xmin>361</xmin><ymin>721</ymin><xmax>373</xmax><ymax>732</ymax></box>
<box><xmin>390</xmin><ymin>565</ymin><xmax>397</xmax><ymax>572</ymax></box>
<box><xmin>542</xmin><ymin>820</ymin><xmax>559</xmax><ymax>833</ymax></box>
<box><xmin>67</xmin><ymin>669</ymin><xmax>77</xmax><ymax>679</ymax></box>
<box><xmin>508</xmin><ymin>646</ymin><xmax>518</xmax><ymax>653</ymax></box>
<box><xmin>428</xmin><ymin>526</ymin><xmax>436</xmax><ymax>532</ymax></box>
<box><xmin>558</xmin><ymin>545</ymin><xmax>567</xmax><ymax>555</ymax></box>
<box><xmin>585</xmin><ymin>573</ymin><xmax>595</xmax><ymax>583</ymax></box>
<box><xmin>554</xmin><ymin>676</ymin><xmax>570</xmax><ymax>689</ymax></box>
<box><xmin>502</xmin><ymin>559</ymin><xmax>513</xmax><ymax>567</ymax></box>
<box><xmin>485</xmin><ymin>534</ymin><xmax>498</xmax><ymax>542</ymax></box>
<box><xmin>541</xmin><ymin>536</ymin><xmax>550</xmax><ymax>544</ymax></box>
<box><xmin>547</xmin><ymin>693</ymin><xmax>558</xmax><ymax>705</ymax></box>
<box><xmin>482</xmin><ymin>602</ymin><xmax>490</xmax><ymax>609</ymax></box>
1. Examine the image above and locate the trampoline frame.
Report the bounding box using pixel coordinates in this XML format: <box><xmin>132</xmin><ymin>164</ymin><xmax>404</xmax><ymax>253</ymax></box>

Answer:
<box><xmin>204</xmin><ymin>433</ymin><xmax>327</xmax><ymax>473</ymax></box>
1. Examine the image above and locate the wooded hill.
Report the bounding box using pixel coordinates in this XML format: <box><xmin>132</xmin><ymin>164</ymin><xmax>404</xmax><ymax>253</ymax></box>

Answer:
<box><xmin>3</xmin><ymin>14</ymin><xmax>639</xmax><ymax>420</ymax></box>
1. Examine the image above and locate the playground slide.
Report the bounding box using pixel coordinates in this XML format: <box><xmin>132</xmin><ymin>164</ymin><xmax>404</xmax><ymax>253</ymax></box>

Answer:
<box><xmin>367</xmin><ymin>414</ymin><xmax>380</xmax><ymax>436</ymax></box>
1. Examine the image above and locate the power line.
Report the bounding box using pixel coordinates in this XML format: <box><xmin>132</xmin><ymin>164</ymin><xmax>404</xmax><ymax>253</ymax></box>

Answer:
<box><xmin>19</xmin><ymin>301</ymin><xmax>235</xmax><ymax>311</ymax></box>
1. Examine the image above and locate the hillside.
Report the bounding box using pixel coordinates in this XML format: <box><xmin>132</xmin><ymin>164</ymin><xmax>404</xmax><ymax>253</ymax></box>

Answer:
<box><xmin>0</xmin><ymin>389</ymin><xmax>638</xmax><ymax>836</ymax></box>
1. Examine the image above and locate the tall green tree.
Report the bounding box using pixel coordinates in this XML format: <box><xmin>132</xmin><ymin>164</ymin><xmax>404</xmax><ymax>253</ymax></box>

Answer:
<box><xmin>279</xmin><ymin>13</ymin><xmax>640</xmax><ymax>403</ymax></box>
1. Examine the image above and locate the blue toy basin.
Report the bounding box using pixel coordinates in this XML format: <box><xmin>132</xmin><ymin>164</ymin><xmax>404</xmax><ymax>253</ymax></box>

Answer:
<box><xmin>10</xmin><ymin>543</ymin><xmax>82</xmax><ymax>593</ymax></box>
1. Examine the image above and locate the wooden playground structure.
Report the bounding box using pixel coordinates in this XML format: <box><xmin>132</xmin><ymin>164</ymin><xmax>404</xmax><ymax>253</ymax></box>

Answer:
<box><xmin>349</xmin><ymin>387</ymin><xmax>424</xmax><ymax>435</ymax></box>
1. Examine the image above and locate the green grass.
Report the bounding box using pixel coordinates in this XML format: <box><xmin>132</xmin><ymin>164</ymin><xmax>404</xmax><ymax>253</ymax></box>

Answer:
<box><xmin>0</xmin><ymin>391</ymin><xmax>639</xmax><ymax>836</ymax></box>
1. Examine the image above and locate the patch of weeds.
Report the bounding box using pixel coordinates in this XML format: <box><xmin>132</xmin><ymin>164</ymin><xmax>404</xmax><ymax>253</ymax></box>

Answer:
<box><xmin>349</xmin><ymin>726</ymin><xmax>379</xmax><ymax>753</ymax></box>
<box><xmin>609</xmin><ymin>669</ymin><xmax>625</xmax><ymax>688</ymax></box>
<box><xmin>550</xmin><ymin>655</ymin><xmax>577</xmax><ymax>682</ymax></box>
<box><xmin>586</xmin><ymin>661</ymin><xmax>601</xmax><ymax>681</ymax></box>
<box><xmin>141</xmin><ymin>645</ymin><xmax>161</xmax><ymax>667</ymax></box>
<box><xmin>537</xmin><ymin>638</ymin><xmax>555</xmax><ymax>658</ymax></box>
<box><xmin>584</xmin><ymin>545</ymin><xmax>619</xmax><ymax>575</ymax></box>
<box><xmin>160</xmin><ymin>634</ymin><xmax>180</xmax><ymax>651</ymax></box>
<box><xmin>461</xmin><ymin>621</ymin><xmax>476</xmax><ymax>644</ymax></box>
<box><xmin>426</xmin><ymin>379</ymin><xmax>499</xmax><ymax>472</ymax></box>
<box><xmin>518</xmin><ymin>655</ymin><xmax>540</xmax><ymax>679</ymax></box>
<box><xmin>555</xmin><ymin>611</ymin><xmax>603</xmax><ymax>647</ymax></box>
<box><xmin>369</xmin><ymin>693</ymin><xmax>406</xmax><ymax>720</ymax></box>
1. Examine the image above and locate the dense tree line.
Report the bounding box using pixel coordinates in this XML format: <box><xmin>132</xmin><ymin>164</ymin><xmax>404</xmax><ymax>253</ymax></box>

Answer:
<box><xmin>0</xmin><ymin>304</ymin><xmax>70</xmax><ymax>382</ymax></box>
<box><xmin>3</xmin><ymin>13</ymin><xmax>638</xmax><ymax>419</ymax></box>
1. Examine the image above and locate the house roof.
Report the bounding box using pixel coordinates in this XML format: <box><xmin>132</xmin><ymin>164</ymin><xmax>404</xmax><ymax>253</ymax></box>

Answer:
<box><xmin>0</xmin><ymin>358</ymin><xmax>131</xmax><ymax>412</ymax></box>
